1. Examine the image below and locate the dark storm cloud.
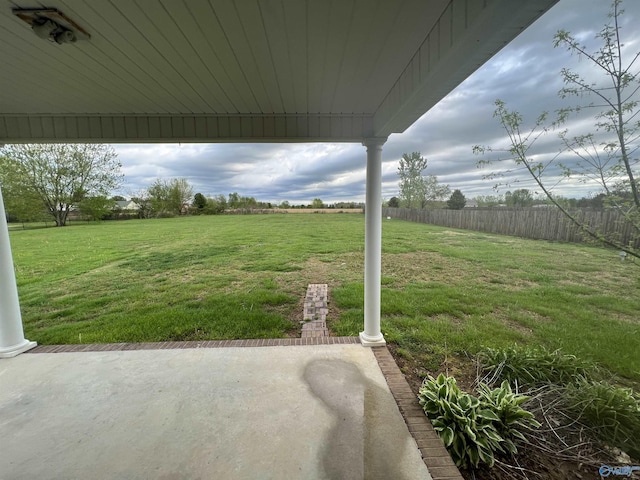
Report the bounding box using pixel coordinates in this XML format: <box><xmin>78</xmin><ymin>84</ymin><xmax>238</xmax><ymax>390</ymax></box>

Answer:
<box><xmin>113</xmin><ymin>0</ymin><xmax>640</xmax><ymax>203</ymax></box>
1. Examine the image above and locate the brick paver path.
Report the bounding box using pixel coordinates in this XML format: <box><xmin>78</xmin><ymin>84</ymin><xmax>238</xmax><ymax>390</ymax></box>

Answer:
<box><xmin>301</xmin><ymin>283</ymin><xmax>329</xmax><ymax>338</ymax></box>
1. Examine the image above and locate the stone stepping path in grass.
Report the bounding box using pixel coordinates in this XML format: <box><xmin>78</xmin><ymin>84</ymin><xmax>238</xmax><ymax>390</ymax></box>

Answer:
<box><xmin>301</xmin><ymin>284</ymin><xmax>329</xmax><ymax>338</ymax></box>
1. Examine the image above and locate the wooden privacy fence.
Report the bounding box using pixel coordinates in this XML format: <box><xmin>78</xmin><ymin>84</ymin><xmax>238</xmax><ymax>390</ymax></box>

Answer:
<box><xmin>382</xmin><ymin>207</ymin><xmax>640</xmax><ymax>249</ymax></box>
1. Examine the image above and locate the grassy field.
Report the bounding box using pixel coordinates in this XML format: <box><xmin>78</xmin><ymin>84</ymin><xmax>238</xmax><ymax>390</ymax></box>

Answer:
<box><xmin>9</xmin><ymin>214</ymin><xmax>640</xmax><ymax>382</ymax></box>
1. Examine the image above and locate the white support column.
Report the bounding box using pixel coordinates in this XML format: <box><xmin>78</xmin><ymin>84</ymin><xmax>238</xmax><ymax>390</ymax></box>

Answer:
<box><xmin>0</xmin><ymin>185</ymin><xmax>36</xmax><ymax>358</ymax></box>
<box><xmin>360</xmin><ymin>138</ymin><xmax>386</xmax><ymax>347</ymax></box>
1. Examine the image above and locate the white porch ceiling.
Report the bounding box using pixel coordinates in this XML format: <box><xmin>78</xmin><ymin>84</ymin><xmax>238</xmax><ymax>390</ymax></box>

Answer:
<box><xmin>0</xmin><ymin>0</ymin><xmax>558</xmax><ymax>143</ymax></box>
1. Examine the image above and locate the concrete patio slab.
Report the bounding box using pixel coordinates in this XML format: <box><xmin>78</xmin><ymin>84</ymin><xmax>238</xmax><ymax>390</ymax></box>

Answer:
<box><xmin>0</xmin><ymin>344</ymin><xmax>432</xmax><ymax>480</ymax></box>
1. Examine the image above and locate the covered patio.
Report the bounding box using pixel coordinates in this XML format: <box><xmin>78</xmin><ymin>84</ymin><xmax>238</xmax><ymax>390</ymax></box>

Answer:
<box><xmin>1</xmin><ymin>0</ymin><xmax>558</xmax><ymax>477</ymax></box>
<box><xmin>3</xmin><ymin>339</ymin><xmax>449</xmax><ymax>479</ymax></box>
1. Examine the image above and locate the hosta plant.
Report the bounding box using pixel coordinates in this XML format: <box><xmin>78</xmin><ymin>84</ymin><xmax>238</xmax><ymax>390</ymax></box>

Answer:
<box><xmin>418</xmin><ymin>373</ymin><xmax>540</xmax><ymax>469</ymax></box>
<box><xmin>477</xmin><ymin>381</ymin><xmax>541</xmax><ymax>454</ymax></box>
<box><xmin>418</xmin><ymin>374</ymin><xmax>502</xmax><ymax>468</ymax></box>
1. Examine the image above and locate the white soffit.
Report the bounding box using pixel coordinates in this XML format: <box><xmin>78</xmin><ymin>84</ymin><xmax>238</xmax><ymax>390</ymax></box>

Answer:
<box><xmin>0</xmin><ymin>0</ymin><xmax>558</xmax><ymax>143</ymax></box>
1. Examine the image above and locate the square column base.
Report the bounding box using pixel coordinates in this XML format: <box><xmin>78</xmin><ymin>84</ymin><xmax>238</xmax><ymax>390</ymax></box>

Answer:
<box><xmin>359</xmin><ymin>331</ymin><xmax>386</xmax><ymax>347</ymax></box>
<box><xmin>0</xmin><ymin>340</ymin><xmax>37</xmax><ymax>358</ymax></box>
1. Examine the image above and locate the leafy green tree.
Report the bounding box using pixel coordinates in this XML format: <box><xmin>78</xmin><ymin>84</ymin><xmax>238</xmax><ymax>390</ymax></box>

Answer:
<box><xmin>228</xmin><ymin>192</ymin><xmax>241</xmax><ymax>208</ymax></box>
<box><xmin>577</xmin><ymin>194</ymin><xmax>606</xmax><ymax>209</ymax></box>
<box><xmin>131</xmin><ymin>193</ymin><xmax>153</xmax><ymax>219</ymax></box>
<box><xmin>398</xmin><ymin>152</ymin><xmax>450</xmax><ymax>208</ymax></box>
<box><xmin>505</xmin><ymin>189</ymin><xmax>534</xmax><ymax>207</ymax></box>
<box><xmin>244</xmin><ymin>196</ymin><xmax>258</xmax><ymax>208</ymax></box>
<box><xmin>398</xmin><ymin>152</ymin><xmax>428</xmax><ymax>209</ymax></box>
<box><xmin>79</xmin><ymin>196</ymin><xmax>115</xmax><ymax>221</ymax></box>
<box><xmin>447</xmin><ymin>189</ymin><xmax>467</xmax><ymax>209</ymax></box>
<box><xmin>423</xmin><ymin>174</ymin><xmax>451</xmax><ymax>208</ymax></box>
<box><xmin>475</xmin><ymin>1</ymin><xmax>640</xmax><ymax>258</ymax></box>
<box><xmin>0</xmin><ymin>160</ymin><xmax>47</xmax><ymax>226</ymax></box>
<box><xmin>311</xmin><ymin>198</ymin><xmax>324</xmax><ymax>209</ymax></box>
<box><xmin>111</xmin><ymin>195</ymin><xmax>126</xmax><ymax>202</ymax></box>
<box><xmin>279</xmin><ymin>200</ymin><xmax>291</xmax><ymax>209</ymax></box>
<box><xmin>147</xmin><ymin>180</ymin><xmax>172</xmax><ymax>215</ymax></box>
<box><xmin>193</xmin><ymin>192</ymin><xmax>207</xmax><ymax>210</ymax></box>
<box><xmin>9</xmin><ymin>197</ymin><xmax>46</xmax><ymax>226</ymax></box>
<box><xmin>147</xmin><ymin>178</ymin><xmax>193</xmax><ymax>216</ymax></box>
<box><xmin>215</xmin><ymin>194</ymin><xmax>228</xmax><ymax>213</ymax></box>
<box><xmin>388</xmin><ymin>196</ymin><xmax>400</xmax><ymax>208</ymax></box>
<box><xmin>546</xmin><ymin>196</ymin><xmax>577</xmax><ymax>208</ymax></box>
<box><xmin>171</xmin><ymin>178</ymin><xmax>193</xmax><ymax>214</ymax></box>
<box><xmin>0</xmin><ymin>144</ymin><xmax>121</xmax><ymax>226</ymax></box>
<box><xmin>204</xmin><ymin>195</ymin><xmax>227</xmax><ymax>214</ymax></box>
<box><xmin>226</xmin><ymin>193</ymin><xmax>259</xmax><ymax>210</ymax></box>
<box><xmin>474</xmin><ymin>195</ymin><xmax>504</xmax><ymax>207</ymax></box>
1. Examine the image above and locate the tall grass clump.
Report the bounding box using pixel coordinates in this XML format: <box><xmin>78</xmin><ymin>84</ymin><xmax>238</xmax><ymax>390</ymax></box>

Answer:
<box><xmin>477</xmin><ymin>345</ymin><xmax>598</xmax><ymax>387</ymax></box>
<box><xmin>564</xmin><ymin>377</ymin><xmax>640</xmax><ymax>460</ymax></box>
<box><xmin>478</xmin><ymin>345</ymin><xmax>640</xmax><ymax>462</ymax></box>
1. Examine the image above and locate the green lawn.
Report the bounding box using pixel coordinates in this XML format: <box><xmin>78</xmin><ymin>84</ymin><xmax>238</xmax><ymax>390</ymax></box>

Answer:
<box><xmin>9</xmin><ymin>214</ymin><xmax>640</xmax><ymax>382</ymax></box>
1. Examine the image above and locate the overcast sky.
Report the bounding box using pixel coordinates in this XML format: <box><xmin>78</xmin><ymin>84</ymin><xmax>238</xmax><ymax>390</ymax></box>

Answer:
<box><xmin>113</xmin><ymin>0</ymin><xmax>640</xmax><ymax>204</ymax></box>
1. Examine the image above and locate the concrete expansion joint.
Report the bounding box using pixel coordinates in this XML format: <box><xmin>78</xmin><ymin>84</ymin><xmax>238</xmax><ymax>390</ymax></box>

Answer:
<box><xmin>301</xmin><ymin>284</ymin><xmax>330</xmax><ymax>338</ymax></box>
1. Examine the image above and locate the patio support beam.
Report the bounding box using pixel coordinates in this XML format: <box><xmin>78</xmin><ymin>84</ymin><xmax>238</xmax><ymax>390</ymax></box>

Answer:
<box><xmin>360</xmin><ymin>138</ymin><xmax>387</xmax><ymax>347</ymax></box>
<box><xmin>0</xmin><ymin>185</ymin><xmax>36</xmax><ymax>358</ymax></box>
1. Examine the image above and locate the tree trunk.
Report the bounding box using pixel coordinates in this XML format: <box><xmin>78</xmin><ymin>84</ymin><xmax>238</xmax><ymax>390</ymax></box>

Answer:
<box><xmin>53</xmin><ymin>207</ymin><xmax>68</xmax><ymax>226</ymax></box>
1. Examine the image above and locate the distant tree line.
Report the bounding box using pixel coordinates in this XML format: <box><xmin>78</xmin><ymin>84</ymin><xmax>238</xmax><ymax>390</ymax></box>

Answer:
<box><xmin>0</xmin><ymin>142</ymin><xmax>614</xmax><ymax>228</ymax></box>
<box><xmin>190</xmin><ymin>192</ymin><xmax>364</xmax><ymax>215</ymax></box>
<box><xmin>473</xmin><ymin>190</ymin><xmax>610</xmax><ymax>209</ymax></box>
<box><xmin>391</xmin><ymin>151</ymin><xmax>619</xmax><ymax>213</ymax></box>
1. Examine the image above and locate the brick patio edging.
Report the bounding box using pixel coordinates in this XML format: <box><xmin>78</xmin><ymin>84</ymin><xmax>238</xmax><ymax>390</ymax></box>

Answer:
<box><xmin>27</xmin><ymin>336</ymin><xmax>360</xmax><ymax>353</ymax></box>
<box><xmin>372</xmin><ymin>346</ymin><xmax>463</xmax><ymax>480</ymax></box>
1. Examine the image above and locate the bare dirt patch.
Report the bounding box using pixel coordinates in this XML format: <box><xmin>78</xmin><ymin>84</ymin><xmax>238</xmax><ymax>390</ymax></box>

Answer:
<box><xmin>381</xmin><ymin>252</ymin><xmax>535</xmax><ymax>291</ymax></box>
<box><xmin>505</xmin><ymin>320</ymin><xmax>534</xmax><ymax>336</ymax></box>
<box><xmin>382</xmin><ymin>251</ymin><xmax>460</xmax><ymax>285</ymax></box>
<box><xmin>387</xmin><ymin>345</ymin><xmax>477</xmax><ymax>396</ymax></box>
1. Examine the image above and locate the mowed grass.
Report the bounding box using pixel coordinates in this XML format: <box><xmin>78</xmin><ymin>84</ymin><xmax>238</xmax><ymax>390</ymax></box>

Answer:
<box><xmin>9</xmin><ymin>214</ymin><xmax>640</xmax><ymax>382</ymax></box>
<box><xmin>11</xmin><ymin>215</ymin><xmax>364</xmax><ymax>345</ymax></box>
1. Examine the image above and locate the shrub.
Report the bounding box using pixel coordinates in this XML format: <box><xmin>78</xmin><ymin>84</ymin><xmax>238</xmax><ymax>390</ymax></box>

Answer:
<box><xmin>418</xmin><ymin>374</ymin><xmax>539</xmax><ymax>469</ymax></box>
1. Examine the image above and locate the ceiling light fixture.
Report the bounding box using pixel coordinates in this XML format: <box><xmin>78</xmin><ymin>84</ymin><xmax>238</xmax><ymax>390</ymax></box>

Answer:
<box><xmin>12</xmin><ymin>7</ymin><xmax>90</xmax><ymax>44</ymax></box>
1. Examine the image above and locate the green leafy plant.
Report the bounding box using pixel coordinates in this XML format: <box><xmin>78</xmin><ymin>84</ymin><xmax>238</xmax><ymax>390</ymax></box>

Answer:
<box><xmin>564</xmin><ymin>376</ymin><xmax>640</xmax><ymax>460</ymax></box>
<box><xmin>477</xmin><ymin>381</ymin><xmax>541</xmax><ymax>454</ymax></box>
<box><xmin>477</xmin><ymin>346</ymin><xmax>639</xmax><ymax>461</ymax></box>
<box><xmin>478</xmin><ymin>345</ymin><xmax>597</xmax><ymax>387</ymax></box>
<box><xmin>418</xmin><ymin>373</ymin><xmax>539</xmax><ymax>469</ymax></box>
